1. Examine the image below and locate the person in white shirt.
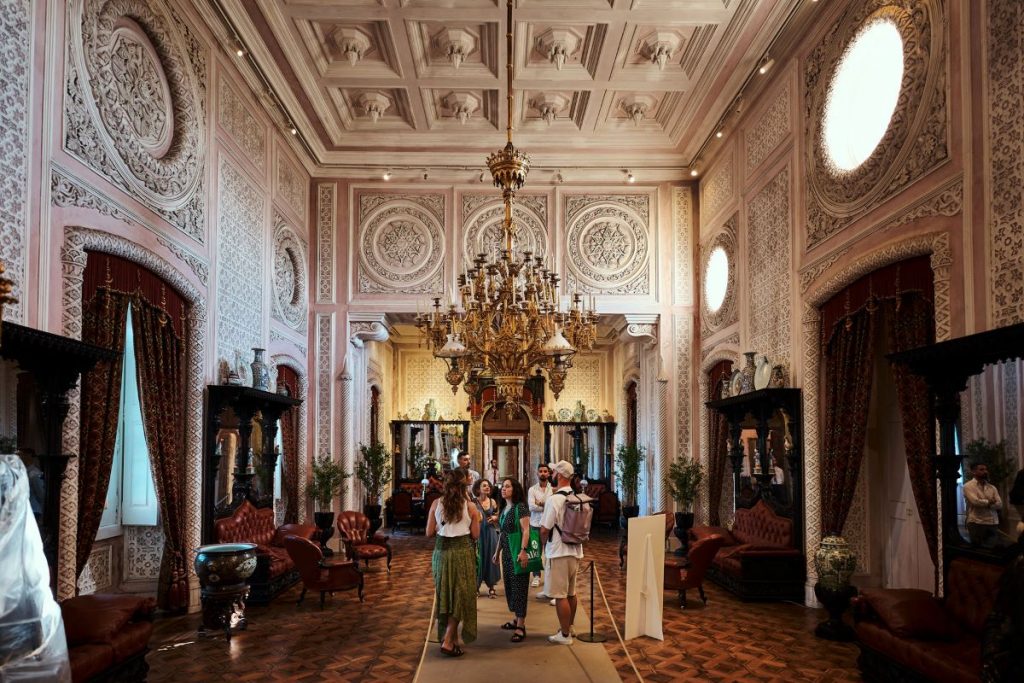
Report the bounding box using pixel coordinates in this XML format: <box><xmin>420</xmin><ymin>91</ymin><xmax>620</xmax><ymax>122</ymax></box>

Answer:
<box><xmin>540</xmin><ymin>460</ymin><xmax>583</xmax><ymax>645</ymax></box>
<box><xmin>486</xmin><ymin>458</ymin><xmax>500</xmax><ymax>488</ymax></box>
<box><xmin>457</xmin><ymin>451</ymin><xmax>480</xmax><ymax>491</ymax></box>
<box><xmin>527</xmin><ymin>464</ymin><xmax>553</xmax><ymax>588</ymax></box>
<box><xmin>963</xmin><ymin>462</ymin><xmax>1005</xmax><ymax>549</ymax></box>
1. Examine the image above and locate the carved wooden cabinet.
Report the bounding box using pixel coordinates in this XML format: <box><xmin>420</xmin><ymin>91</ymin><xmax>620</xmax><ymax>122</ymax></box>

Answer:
<box><xmin>202</xmin><ymin>385</ymin><xmax>301</xmax><ymax>544</ymax></box>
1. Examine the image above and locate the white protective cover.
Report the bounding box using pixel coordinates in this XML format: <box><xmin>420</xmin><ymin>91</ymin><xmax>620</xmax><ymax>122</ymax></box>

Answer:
<box><xmin>0</xmin><ymin>454</ymin><xmax>71</xmax><ymax>682</ymax></box>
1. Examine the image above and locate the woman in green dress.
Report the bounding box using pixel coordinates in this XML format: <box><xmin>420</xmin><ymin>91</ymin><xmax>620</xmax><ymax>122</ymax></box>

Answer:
<box><xmin>427</xmin><ymin>468</ymin><xmax>481</xmax><ymax>657</ymax></box>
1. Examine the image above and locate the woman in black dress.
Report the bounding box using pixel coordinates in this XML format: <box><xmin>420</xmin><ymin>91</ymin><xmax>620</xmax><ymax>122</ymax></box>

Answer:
<box><xmin>493</xmin><ymin>477</ymin><xmax>531</xmax><ymax>643</ymax></box>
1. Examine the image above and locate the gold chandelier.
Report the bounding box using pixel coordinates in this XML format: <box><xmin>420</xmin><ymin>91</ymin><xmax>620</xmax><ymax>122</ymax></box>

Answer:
<box><xmin>416</xmin><ymin>0</ymin><xmax>598</xmax><ymax>413</ymax></box>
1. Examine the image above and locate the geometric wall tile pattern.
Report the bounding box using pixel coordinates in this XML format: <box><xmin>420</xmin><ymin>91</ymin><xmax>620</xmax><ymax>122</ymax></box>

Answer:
<box><xmin>218</xmin><ymin>77</ymin><xmax>266</xmax><ymax>172</ymax></box>
<box><xmin>745</xmin><ymin>82</ymin><xmax>790</xmax><ymax>175</ymax></box>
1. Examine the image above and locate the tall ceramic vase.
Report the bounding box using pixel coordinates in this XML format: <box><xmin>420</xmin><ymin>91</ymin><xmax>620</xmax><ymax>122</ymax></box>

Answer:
<box><xmin>250</xmin><ymin>348</ymin><xmax>270</xmax><ymax>391</ymax></box>
<box><xmin>740</xmin><ymin>351</ymin><xmax>756</xmax><ymax>393</ymax></box>
<box><xmin>813</xmin><ymin>535</ymin><xmax>858</xmax><ymax>641</ymax></box>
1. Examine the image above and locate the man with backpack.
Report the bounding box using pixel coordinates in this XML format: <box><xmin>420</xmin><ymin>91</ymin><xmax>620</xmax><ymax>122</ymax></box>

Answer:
<box><xmin>540</xmin><ymin>460</ymin><xmax>590</xmax><ymax>645</ymax></box>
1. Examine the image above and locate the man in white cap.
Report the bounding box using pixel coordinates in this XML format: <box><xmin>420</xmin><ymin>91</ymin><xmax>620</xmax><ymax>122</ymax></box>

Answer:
<box><xmin>540</xmin><ymin>459</ymin><xmax>583</xmax><ymax>645</ymax></box>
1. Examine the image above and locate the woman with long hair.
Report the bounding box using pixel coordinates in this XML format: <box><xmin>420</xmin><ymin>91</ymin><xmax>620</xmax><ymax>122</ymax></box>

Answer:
<box><xmin>473</xmin><ymin>478</ymin><xmax>501</xmax><ymax>598</ymax></box>
<box><xmin>493</xmin><ymin>477</ymin><xmax>531</xmax><ymax>643</ymax></box>
<box><xmin>426</xmin><ymin>468</ymin><xmax>481</xmax><ymax>657</ymax></box>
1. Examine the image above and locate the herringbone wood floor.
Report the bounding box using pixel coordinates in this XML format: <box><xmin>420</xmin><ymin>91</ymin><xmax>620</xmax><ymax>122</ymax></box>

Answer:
<box><xmin>147</xmin><ymin>529</ymin><xmax>859</xmax><ymax>682</ymax></box>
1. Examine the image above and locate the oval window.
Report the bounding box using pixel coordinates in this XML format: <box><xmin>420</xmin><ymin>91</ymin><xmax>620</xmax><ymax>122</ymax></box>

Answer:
<box><xmin>823</xmin><ymin>19</ymin><xmax>904</xmax><ymax>173</ymax></box>
<box><xmin>704</xmin><ymin>246</ymin><xmax>729</xmax><ymax>313</ymax></box>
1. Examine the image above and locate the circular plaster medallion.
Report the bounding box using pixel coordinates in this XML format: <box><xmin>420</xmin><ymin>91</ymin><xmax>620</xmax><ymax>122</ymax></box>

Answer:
<box><xmin>359</xmin><ymin>201</ymin><xmax>444</xmax><ymax>289</ymax></box>
<box><xmin>462</xmin><ymin>199</ymin><xmax>548</xmax><ymax>265</ymax></box>
<box><xmin>566</xmin><ymin>201</ymin><xmax>648</xmax><ymax>290</ymax></box>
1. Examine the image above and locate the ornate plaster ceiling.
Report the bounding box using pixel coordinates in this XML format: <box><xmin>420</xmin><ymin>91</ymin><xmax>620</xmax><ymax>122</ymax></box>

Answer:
<box><xmin>214</xmin><ymin>0</ymin><xmax>799</xmax><ymax>176</ymax></box>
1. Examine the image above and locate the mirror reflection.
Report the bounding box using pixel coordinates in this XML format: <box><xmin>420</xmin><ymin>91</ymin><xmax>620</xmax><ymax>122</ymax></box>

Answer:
<box><xmin>543</xmin><ymin>421</ymin><xmax>616</xmax><ymax>484</ymax></box>
<box><xmin>391</xmin><ymin>420</ymin><xmax>468</xmax><ymax>481</ymax></box>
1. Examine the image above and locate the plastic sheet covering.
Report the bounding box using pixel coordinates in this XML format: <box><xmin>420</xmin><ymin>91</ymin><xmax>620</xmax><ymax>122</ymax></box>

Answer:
<box><xmin>0</xmin><ymin>454</ymin><xmax>71</xmax><ymax>682</ymax></box>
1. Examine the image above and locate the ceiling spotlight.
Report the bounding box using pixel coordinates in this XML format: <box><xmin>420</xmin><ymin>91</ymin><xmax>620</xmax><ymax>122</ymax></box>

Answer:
<box><xmin>233</xmin><ymin>41</ymin><xmax>245</xmax><ymax>58</ymax></box>
<box><xmin>554</xmin><ymin>170</ymin><xmax>564</xmax><ymax>184</ymax></box>
<box><xmin>423</xmin><ymin>170</ymin><xmax>430</xmax><ymax>181</ymax></box>
<box><xmin>626</xmin><ymin>170</ymin><xmax>636</xmax><ymax>183</ymax></box>
<box><xmin>289</xmin><ymin>125</ymin><xmax>297</xmax><ymax>136</ymax></box>
<box><xmin>383</xmin><ymin>169</ymin><xmax>392</xmax><ymax>181</ymax></box>
<box><xmin>715</xmin><ymin>129</ymin><xmax>723</xmax><ymax>139</ymax></box>
<box><xmin>690</xmin><ymin>168</ymin><xmax>699</xmax><ymax>177</ymax></box>
<box><xmin>758</xmin><ymin>56</ymin><xmax>775</xmax><ymax>74</ymax></box>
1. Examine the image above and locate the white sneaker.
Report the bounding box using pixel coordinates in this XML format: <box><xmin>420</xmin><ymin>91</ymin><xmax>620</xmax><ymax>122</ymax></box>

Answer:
<box><xmin>549</xmin><ymin>598</ymin><xmax>556</xmax><ymax>606</ymax></box>
<box><xmin>548</xmin><ymin>631</ymin><xmax>573</xmax><ymax>645</ymax></box>
<box><xmin>530</xmin><ymin>577</ymin><xmax>540</xmax><ymax>587</ymax></box>
<box><xmin>535</xmin><ymin>592</ymin><xmax>548</xmax><ymax>601</ymax></box>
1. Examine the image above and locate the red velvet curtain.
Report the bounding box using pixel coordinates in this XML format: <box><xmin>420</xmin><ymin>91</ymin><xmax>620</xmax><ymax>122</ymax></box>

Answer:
<box><xmin>131</xmin><ymin>299</ymin><xmax>189</xmax><ymax>610</ymax></box>
<box><xmin>707</xmin><ymin>360</ymin><xmax>732</xmax><ymax>525</ymax></box>
<box><xmin>277</xmin><ymin>365</ymin><xmax>300</xmax><ymax>524</ymax></box>
<box><xmin>819</xmin><ymin>256</ymin><xmax>935</xmax><ymax>542</ymax></box>
<box><xmin>820</xmin><ymin>309</ymin><xmax>876</xmax><ymax>536</ymax></box>
<box><xmin>77</xmin><ymin>288</ymin><xmax>129</xmax><ymax>577</ymax></box>
<box><xmin>885</xmin><ymin>294</ymin><xmax>938</xmax><ymax>564</ymax></box>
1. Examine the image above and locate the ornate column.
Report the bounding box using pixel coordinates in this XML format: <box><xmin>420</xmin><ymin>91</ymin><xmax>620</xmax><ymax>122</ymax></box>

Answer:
<box><xmin>338</xmin><ymin>356</ymin><xmax>354</xmax><ymax>512</ymax></box>
<box><xmin>625</xmin><ymin>315</ymin><xmax>659</xmax><ymax>512</ymax></box>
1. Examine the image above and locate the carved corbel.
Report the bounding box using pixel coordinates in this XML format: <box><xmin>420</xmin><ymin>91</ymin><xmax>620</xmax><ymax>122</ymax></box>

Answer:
<box><xmin>349</xmin><ymin>314</ymin><xmax>393</xmax><ymax>348</ymax></box>
<box><xmin>623</xmin><ymin>314</ymin><xmax>659</xmax><ymax>346</ymax></box>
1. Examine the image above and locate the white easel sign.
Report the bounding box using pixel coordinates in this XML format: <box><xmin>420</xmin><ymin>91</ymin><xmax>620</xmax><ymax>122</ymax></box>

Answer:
<box><xmin>623</xmin><ymin>514</ymin><xmax>665</xmax><ymax>641</ymax></box>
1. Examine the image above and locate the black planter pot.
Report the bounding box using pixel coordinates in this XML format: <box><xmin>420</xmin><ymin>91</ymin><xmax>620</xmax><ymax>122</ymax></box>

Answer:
<box><xmin>364</xmin><ymin>503</ymin><xmax>383</xmax><ymax>538</ymax></box>
<box><xmin>673</xmin><ymin>511</ymin><xmax>695</xmax><ymax>556</ymax></box>
<box><xmin>814</xmin><ymin>582</ymin><xmax>858</xmax><ymax>641</ymax></box>
<box><xmin>620</xmin><ymin>504</ymin><xmax>640</xmax><ymax>530</ymax></box>
<box><xmin>313</xmin><ymin>511</ymin><xmax>335</xmax><ymax>557</ymax></box>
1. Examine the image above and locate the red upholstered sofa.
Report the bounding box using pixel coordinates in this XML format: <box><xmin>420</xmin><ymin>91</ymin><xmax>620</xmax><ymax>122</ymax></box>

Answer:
<box><xmin>688</xmin><ymin>500</ymin><xmax>804</xmax><ymax>600</ymax></box>
<box><xmin>215</xmin><ymin>500</ymin><xmax>317</xmax><ymax>603</ymax></box>
<box><xmin>60</xmin><ymin>593</ymin><xmax>156</xmax><ymax>683</ymax></box>
<box><xmin>851</xmin><ymin>557</ymin><xmax>1006</xmax><ymax>683</ymax></box>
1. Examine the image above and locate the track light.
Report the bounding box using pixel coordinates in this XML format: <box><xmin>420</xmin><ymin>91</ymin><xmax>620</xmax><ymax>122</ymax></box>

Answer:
<box><xmin>289</xmin><ymin>125</ymin><xmax>297</xmax><ymax>136</ymax></box>
<box><xmin>758</xmin><ymin>56</ymin><xmax>774</xmax><ymax>74</ymax></box>
<box><xmin>383</xmin><ymin>169</ymin><xmax>392</xmax><ymax>181</ymax></box>
<box><xmin>690</xmin><ymin>168</ymin><xmax>699</xmax><ymax>177</ymax></box>
<box><xmin>715</xmin><ymin>129</ymin><xmax>723</xmax><ymax>139</ymax></box>
<box><xmin>478</xmin><ymin>170</ymin><xmax>486</xmax><ymax>183</ymax></box>
<box><xmin>626</xmin><ymin>170</ymin><xmax>636</xmax><ymax>183</ymax></box>
<box><xmin>423</xmin><ymin>170</ymin><xmax>430</xmax><ymax>181</ymax></box>
<box><xmin>231</xmin><ymin>38</ymin><xmax>245</xmax><ymax>58</ymax></box>
<box><xmin>554</xmin><ymin>170</ymin><xmax>564</xmax><ymax>184</ymax></box>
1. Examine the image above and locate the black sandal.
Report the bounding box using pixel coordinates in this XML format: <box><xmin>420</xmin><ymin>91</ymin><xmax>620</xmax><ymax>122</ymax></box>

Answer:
<box><xmin>500</xmin><ymin>621</ymin><xmax>517</xmax><ymax>630</ymax></box>
<box><xmin>440</xmin><ymin>645</ymin><xmax>464</xmax><ymax>657</ymax></box>
<box><xmin>510</xmin><ymin>626</ymin><xmax>526</xmax><ymax>642</ymax></box>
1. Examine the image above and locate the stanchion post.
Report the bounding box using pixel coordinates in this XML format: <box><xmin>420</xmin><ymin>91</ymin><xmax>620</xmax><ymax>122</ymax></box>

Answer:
<box><xmin>576</xmin><ymin>560</ymin><xmax>607</xmax><ymax>643</ymax></box>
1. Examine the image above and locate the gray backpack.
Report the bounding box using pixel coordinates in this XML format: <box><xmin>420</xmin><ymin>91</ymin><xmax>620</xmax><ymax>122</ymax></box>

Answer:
<box><xmin>554</xmin><ymin>491</ymin><xmax>594</xmax><ymax>545</ymax></box>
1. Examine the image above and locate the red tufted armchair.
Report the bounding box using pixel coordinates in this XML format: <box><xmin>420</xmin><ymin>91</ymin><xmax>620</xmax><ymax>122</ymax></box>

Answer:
<box><xmin>283</xmin><ymin>535</ymin><xmax>364</xmax><ymax>609</ymax></box>
<box><xmin>337</xmin><ymin>511</ymin><xmax>392</xmax><ymax>572</ymax></box>
<box><xmin>390</xmin><ymin>490</ymin><xmax>415</xmax><ymax>531</ymax></box>
<box><xmin>664</xmin><ymin>534</ymin><xmax>726</xmax><ymax>608</ymax></box>
<box><xmin>596</xmin><ymin>490</ymin><xmax>620</xmax><ymax>529</ymax></box>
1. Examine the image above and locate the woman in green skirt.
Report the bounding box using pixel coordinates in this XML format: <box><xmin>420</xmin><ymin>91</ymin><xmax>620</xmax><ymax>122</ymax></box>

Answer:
<box><xmin>427</xmin><ymin>468</ymin><xmax>481</xmax><ymax>657</ymax></box>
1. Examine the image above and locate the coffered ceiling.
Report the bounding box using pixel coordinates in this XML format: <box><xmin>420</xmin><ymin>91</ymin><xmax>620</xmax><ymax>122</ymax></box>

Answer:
<box><xmin>213</xmin><ymin>0</ymin><xmax>800</xmax><ymax>176</ymax></box>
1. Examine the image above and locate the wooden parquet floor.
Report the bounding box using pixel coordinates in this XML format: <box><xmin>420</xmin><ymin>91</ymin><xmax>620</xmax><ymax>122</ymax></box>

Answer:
<box><xmin>147</xmin><ymin>529</ymin><xmax>860</xmax><ymax>682</ymax></box>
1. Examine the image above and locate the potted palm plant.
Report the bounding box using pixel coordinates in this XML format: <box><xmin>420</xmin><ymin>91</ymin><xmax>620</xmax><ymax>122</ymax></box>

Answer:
<box><xmin>407</xmin><ymin>442</ymin><xmax>427</xmax><ymax>479</ymax></box>
<box><xmin>310</xmin><ymin>454</ymin><xmax>349</xmax><ymax>555</ymax></box>
<box><xmin>666</xmin><ymin>456</ymin><xmax>704</xmax><ymax>555</ymax></box>
<box><xmin>356</xmin><ymin>441</ymin><xmax>393</xmax><ymax>537</ymax></box>
<box><xmin>615</xmin><ymin>444</ymin><xmax>646</xmax><ymax>527</ymax></box>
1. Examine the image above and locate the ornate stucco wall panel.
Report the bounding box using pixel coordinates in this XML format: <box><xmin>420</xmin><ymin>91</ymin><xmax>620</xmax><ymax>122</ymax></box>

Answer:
<box><xmin>64</xmin><ymin>0</ymin><xmax>208</xmax><ymax>242</ymax></box>
<box><xmin>275</xmin><ymin>148</ymin><xmax>307</xmax><ymax>224</ymax></box>
<box><xmin>357</xmin><ymin>193</ymin><xmax>445</xmax><ymax>294</ymax></box>
<box><xmin>673</xmin><ymin>186</ymin><xmax>694</xmax><ymax>307</ymax></box>
<box><xmin>700</xmin><ymin>150</ymin><xmax>735</xmax><ymax>227</ymax></box>
<box><xmin>217</xmin><ymin>77</ymin><xmax>265</xmax><ymax>173</ymax></box>
<box><xmin>563</xmin><ymin>194</ymin><xmax>651</xmax><ymax>295</ymax></box>
<box><xmin>987</xmin><ymin>0</ymin><xmax>1024</xmax><ymax>327</ymax></box>
<box><xmin>78</xmin><ymin>544</ymin><xmax>113</xmax><ymax>595</ymax></box>
<box><xmin>745</xmin><ymin>81</ymin><xmax>791</xmax><ymax>176</ymax></box>
<box><xmin>272</xmin><ymin>215</ymin><xmax>308</xmax><ymax>331</ymax></box>
<box><xmin>461</xmin><ymin>193</ymin><xmax>548</xmax><ymax>269</ymax></box>
<box><xmin>124</xmin><ymin>525</ymin><xmax>164</xmax><ymax>582</ymax></box>
<box><xmin>674</xmin><ymin>314</ymin><xmax>693</xmax><ymax>466</ymax></box>
<box><xmin>315</xmin><ymin>314</ymin><xmax>334</xmax><ymax>463</ymax></box>
<box><xmin>747</xmin><ymin>168</ymin><xmax>792</xmax><ymax>368</ymax></box>
<box><xmin>0</xmin><ymin>0</ymin><xmax>31</xmax><ymax>324</ymax></box>
<box><xmin>316</xmin><ymin>183</ymin><xmax>336</xmax><ymax>303</ymax></box>
<box><xmin>804</xmin><ymin>0</ymin><xmax>948</xmax><ymax>249</ymax></box>
<box><xmin>700</xmin><ymin>213</ymin><xmax>739</xmax><ymax>338</ymax></box>
<box><xmin>216</xmin><ymin>157</ymin><xmax>265</xmax><ymax>366</ymax></box>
